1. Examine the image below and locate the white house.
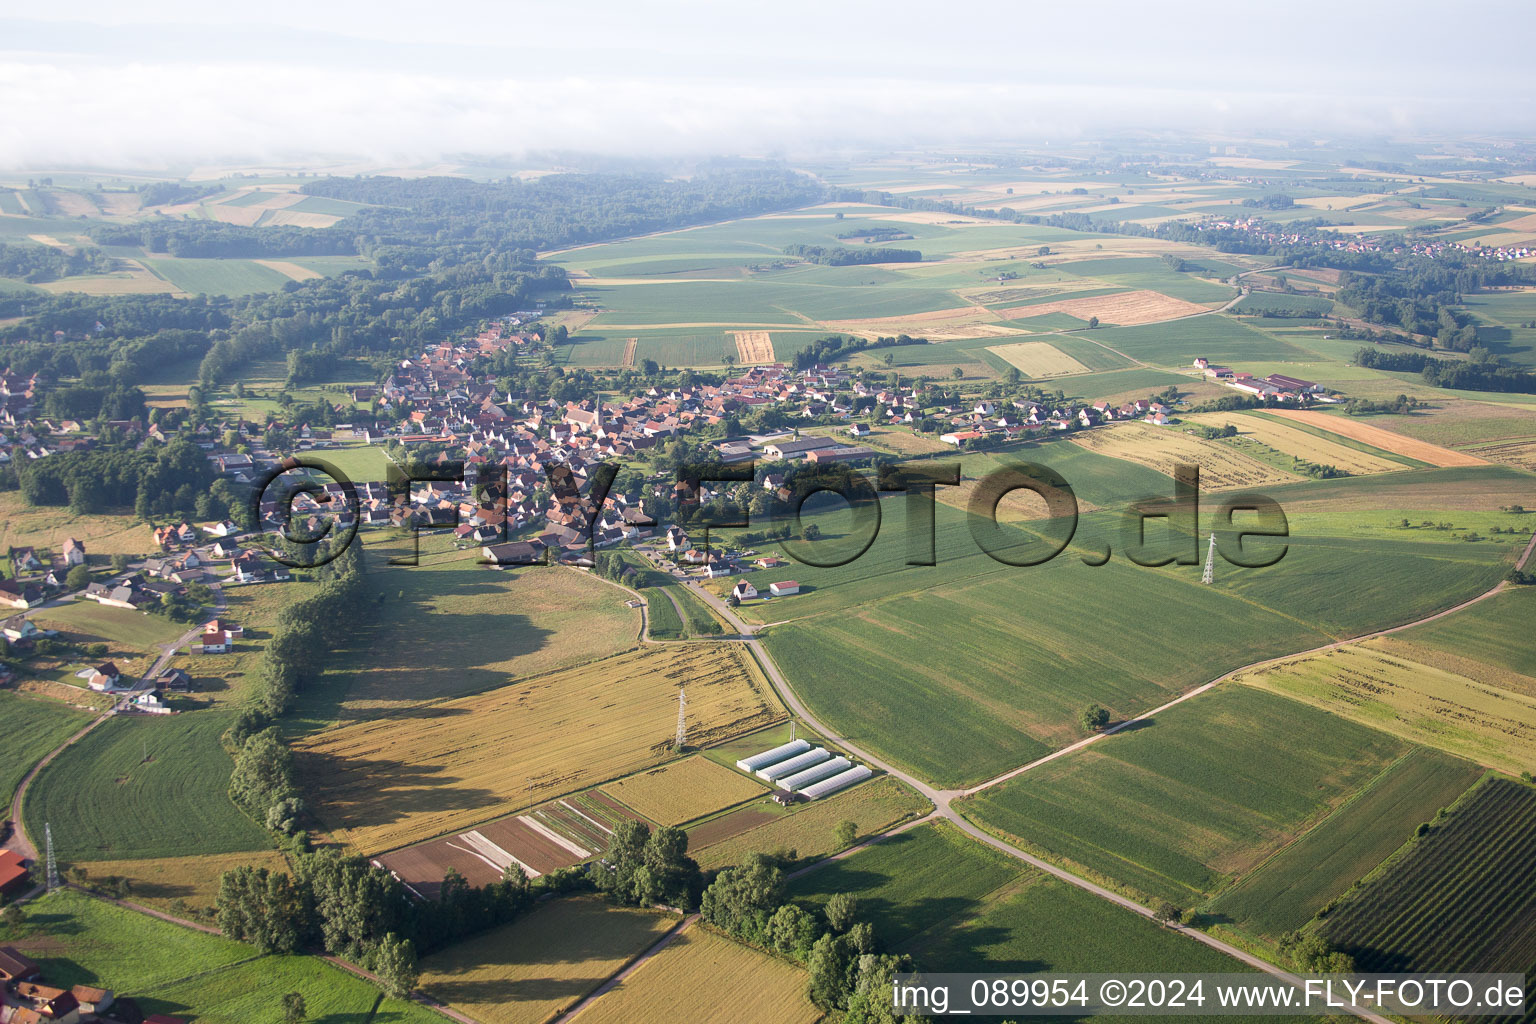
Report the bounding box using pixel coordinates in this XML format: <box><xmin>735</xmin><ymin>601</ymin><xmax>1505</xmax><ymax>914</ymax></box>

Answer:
<box><xmin>769</xmin><ymin>580</ymin><xmax>800</xmax><ymax>597</ymax></box>
<box><xmin>732</xmin><ymin>580</ymin><xmax>758</xmax><ymax>601</ymax></box>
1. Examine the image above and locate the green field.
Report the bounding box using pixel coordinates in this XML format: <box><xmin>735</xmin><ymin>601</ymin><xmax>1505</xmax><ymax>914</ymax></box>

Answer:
<box><xmin>758</xmin><ymin>495</ymin><xmax>1508</xmax><ymax>786</ymax></box>
<box><xmin>0</xmin><ymin>889</ymin><xmax>433</xmax><ymax>1022</ymax></box>
<box><xmin>24</xmin><ymin>710</ymin><xmax>274</xmax><ymax>861</ymax></box>
<box><xmin>0</xmin><ymin>888</ymin><xmax>250</xmax><ymax>990</ymax></box>
<box><xmin>1205</xmin><ymin>747</ymin><xmax>1483</xmax><ymax>938</ymax></box>
<box><xmin>907</xmin><ymin>873</ymin><xmax>1250</xmax><ymax>976</ymax></box>
<box><xmin>145</xmin><ymin>954</ymin><xmax>440</xmax><ymax>1024</ymax></box>
<box><xmin>0</xmin><ymin>691</ymin><xmax>89</xmax><ymax>810</ymax></box>
<box><xmin>1229</xmin><ymin>292</ymin><xmax>1335</xmax><ymax>316</ymax></box>
<box><xmin>1385</xmin><ymin>585</ymin><xmax>1536</xmax><ymax>678</ymax></box>
<box><xmin>787</xmin><ymin>821</ymin><xmax>1024</xmax><ymax>946</ymax></box>
<box><xmin>1062</xmin><ymin>367</ymin><xmax>1193</xmax><ymax>401</ymax></box>
<box><xmin>1092</xmin><ymin>314</ymin><xmax>1312</xmax><ymax>365</ymax></box>
<box><xmin>36</xmin><ymin>599</ymin><xmax>188</xmax><ymax>647</ymax></box>
<box><xmin>1056</xmin><ymin>256</ymin><xmax>1236</xmax><ymax>303</ymax></box>
<box><xmin>961</xmin><ymin>687</ymin><xmax>1412</xmax><ymax>904</ymax></box>
<box><xmin>143</xmin><ymin>256</ymin><xmax>294</xmax><ymax>296</ymax></box>
<box><xmin>1319</xmin><ymin>778</ymin><xmax>1536</xmax><ymax>981</ymax></box>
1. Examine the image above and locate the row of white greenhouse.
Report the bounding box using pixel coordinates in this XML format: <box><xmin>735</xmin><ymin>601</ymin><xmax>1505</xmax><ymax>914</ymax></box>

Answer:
<box><xmin>734</xmin><ymin>738</ymin><xmax>873</xmax><ymax>799</ymax></box>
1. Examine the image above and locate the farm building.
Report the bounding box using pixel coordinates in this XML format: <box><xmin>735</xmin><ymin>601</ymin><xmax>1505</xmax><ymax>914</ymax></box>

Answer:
<box><xmin>769</xmin><ymin>581</ymin><xmax>800</xmax><ymax>597</ymax></box>
<box><xmin>779</xmin><ymin>756</ymin><xmax>852</xmax><ymax>791</ymax></box>
<box><xmin>801</xmin><ymin>764</ymin><xmax>873</xmax><ymax>800</ymax></box>
<box><xmin>0</xmin><ymin>851</ymin><xmax>30</xmax><ymax>900</ymax></box>
<box><xmin>757</xmin><ymin>747</ymin><xmax>832</xmax><ymax>782</ymax></box>
<box><xmin>735</xmin><ymin>738</ymin><xmax>810</xmax><ymax>773</ymax></box>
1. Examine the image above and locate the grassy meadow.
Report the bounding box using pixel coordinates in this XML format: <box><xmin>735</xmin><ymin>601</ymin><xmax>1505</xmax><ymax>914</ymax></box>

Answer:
<box><xmin>24</xmin><ymin>711</ymin><xmax>273</xmax><ymax>862</ymax></box>
<box><xmin>0</xmin><ymin>691</ymin><xmax>89</xmax><ymax>810</ymax></box>
<box><xmin>0</xmin><ymin>889</ymin><xmax>434</xmax><ymax>1023</ymax></box>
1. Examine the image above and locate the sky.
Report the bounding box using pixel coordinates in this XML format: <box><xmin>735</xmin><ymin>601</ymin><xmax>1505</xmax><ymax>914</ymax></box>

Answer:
<box><xmin>2</xmin><ymin>0</ymin><xmax>1533</xmax><ymax>170</ymax></box>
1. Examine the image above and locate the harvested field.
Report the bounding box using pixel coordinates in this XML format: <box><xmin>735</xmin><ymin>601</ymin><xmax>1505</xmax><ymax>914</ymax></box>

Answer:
<box><xmin>1067</xmin><ymin>421</ymin><xmax>1303</xmax><ymax>490</ymax></box>
<box><xmin>419</xmin><ymin>898</ymin><xmax>678</xmax><ymax>1024</ymax></box>
<box><xmin>1235</xmin><ymin>641</ymin><xmax>1536</xmax><ymax>774</ymax></box>
<box><xmin>261</xmin><ymin>209</ymin><xmax>343</xmax><ymax>228</ymax></box>
<box><xmin>1463</xmin><ymin>437</ymin><xmax>1536</xmax><ymax>470</ymax></box>
<box><xmin>999</xmin><ymin>288</ymin><xmax>1209</xmax><ymax>326</ymax></box>
<box><xmin>733</xmin><ymin>330</ymin><xmax>775</xmax><ymax>363</ymax></box>
<box><xmin>986</xmin><ymin>341</ymin><xmax>1090</xmax><ymax>377</ymax></box>
<box><xmin>576</xmin><ymin>924</ymin><xmax>819</xmax><ymax>1024</ymax></box>
<box><xmin>601</xmin><ymin>756</ymin><xmax>765</xmax><ymax>826</ymax></box>
<box><xmin>1184</xmin><ymin>412</ymin><xmax>1404</xmax><ymax>474</ymax></box>
<box><xmin>1265</xmin><ymin>409</ymin><xmax>1490</xmax><ymax>467</ymax></box>
<box><xmin>621</xmin><ymin>336</ymin><xmax>638</xmax><ymax>366</ymax></box>
<box><xmin>253</xmin><ymin>259</ymin><xmax>322</xmax><ymax>281</ymax></box>
<box><xmin>298</xmin><ymin>644</ymin><xmax>785</xmax><ymax>854</ymax></box>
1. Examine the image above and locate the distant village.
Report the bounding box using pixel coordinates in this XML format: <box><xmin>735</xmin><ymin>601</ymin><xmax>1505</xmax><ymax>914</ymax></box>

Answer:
<box><xmin>0</xmin><ymin>307</ymin><xmax>1341</xmax><ymax>612</ymax></box>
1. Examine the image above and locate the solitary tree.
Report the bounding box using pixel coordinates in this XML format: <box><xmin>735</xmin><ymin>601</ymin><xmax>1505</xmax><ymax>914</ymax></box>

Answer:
<box><xmin>281</xmin><ymin>991</ymin><xmax>307</xmax><ymax>1024</ymax></box>
<box><xmin>1153</xmin><ymin>901</ymin><xmax>1182</xmax><ymax>925</ymax></box>
<box><xmin>373</xmin><ymin>932</ymin><xmax>419</xmax><ymax>998</ymax></box>
<box><xmin>1087</xmin><ymin>316</ymin><xmax>1101</xmax><ymax>329</ymax></box>
<box><xmin>834</xmin><ymin>820</ymin><xmax>858</xmax><ymax>850</ymax></box>
<box><xmin>1078</xmin><ymin>703</ymin><xmax>1110</xmax><ymax>732</ymax></box>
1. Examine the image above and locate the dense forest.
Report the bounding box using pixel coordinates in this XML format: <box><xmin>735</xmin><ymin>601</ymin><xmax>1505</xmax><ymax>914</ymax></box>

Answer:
<box><xmin>0</xmin><ymin>241</ymin><xmax>114</xmax><ymax>283</ymax></box>
<box><xmin>1355</xmin><ymin>346</ymin><xmax>1536</xmax><ymax>393</ymax></box>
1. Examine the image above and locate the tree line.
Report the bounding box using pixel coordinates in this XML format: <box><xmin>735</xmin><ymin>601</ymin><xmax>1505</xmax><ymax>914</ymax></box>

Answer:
<box><xmin>782</xmin><ymin>244</ymin><xmax>922</xmax><ymax>266</ymax></box>
<box><xmin>1355</xmin><ymin>346</ymin><xmax>1536</xmax><ymax>394</ymax></box>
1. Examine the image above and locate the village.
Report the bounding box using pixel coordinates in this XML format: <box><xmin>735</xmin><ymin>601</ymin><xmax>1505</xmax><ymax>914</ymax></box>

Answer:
<box><xmin>0</xmin><ymin>312</ymin><xmax>1340</xmax><ymax>693</ymax></box>
<box><xmin>1</xmin><ymin>943</ymin><xmax>184</xmax><ymax>1024</ymax></box>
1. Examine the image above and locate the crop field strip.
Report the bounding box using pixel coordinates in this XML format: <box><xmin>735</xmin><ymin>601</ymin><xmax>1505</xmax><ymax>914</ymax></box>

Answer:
<box><xmin>418</xmin><ymin>897</ymin><xmax>679</xmax><ymax>1024</ymax></box>
<box><xmin>788</xmin><ymin>821</ymin><xmax>1027</xmax><ymax>948</ymax></box>
<box><xmin>958</xmin><ymin>687</ymin><xmax>1411</xmax><ymax>906</ymax></box>
<box><xmin>985</xmin><ymin>340</ymin><xmax>1091</xmax><ymax>377</ymax></box>
<box><xmin>1320</xmin><ymin>778</ymin><xmax>1536</xmax><ymax>982</ymax></box>
<box><xmin>754</xmin><ymin>495</ymin><xmax>1510</xmax><ymax>787</ymax></box>
<box><xmin>600</xmin><ymin>756</ymin><xmax>766</xmax><ymax>826</ymax></box>
<box><xmin>298</xmin><ymin>643</ymin><xmax>785</xmax><ymax>854</ymax></box>
<box><xmin>1067</xmin><ymin>420</ymin><xmax>1304</xmax><ymax>490</ymax></box>
<box><xmin>1234</xmin><ymin>640</ymin><xmax>1536</xmax><ymax>774</ymax></box>
<box><xmin>1263</xmin><ymin>408</ymin><xmax>1492</xmax><ymax>467</ymax></box>
<box><xmin>1204</xmin><ymin>747</ymin><xmax>1483</xmax><ymax>939</ymax></box>
<box><xmin>574</xmin><ymin>923</ymin><xmax>820</xmax><ymax>1024</ymax></box>
<box><xmin>1183</xmin><ymin>411</ymin><xmax>1406</xmax><ymax>475</ymax></box>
